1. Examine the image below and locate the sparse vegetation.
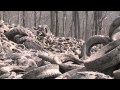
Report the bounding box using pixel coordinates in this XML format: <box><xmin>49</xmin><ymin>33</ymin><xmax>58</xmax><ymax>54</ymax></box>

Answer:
<box><xmin>0</xmin><ymin>11</ymin><xmax>120</xmax><ymax>79</ymax></box>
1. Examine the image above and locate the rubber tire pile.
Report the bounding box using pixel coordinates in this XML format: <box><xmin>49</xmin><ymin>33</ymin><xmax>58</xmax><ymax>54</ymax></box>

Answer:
<box><xmin>0</xmin><ymin>16</ymin><xmax>120</xmax><ymax>79</ymax></box>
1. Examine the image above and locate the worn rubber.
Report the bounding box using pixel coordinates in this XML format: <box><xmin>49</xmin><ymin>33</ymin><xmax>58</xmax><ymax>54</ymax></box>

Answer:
<box><xmin>81</xmin><ymin>35</ymin><xmax>110</xmax><ymax>58</ymax></box>
<box><xmin>22</xmin><ymin>64</ymin><xmax>61</xmax><ymax>79</ymax></box>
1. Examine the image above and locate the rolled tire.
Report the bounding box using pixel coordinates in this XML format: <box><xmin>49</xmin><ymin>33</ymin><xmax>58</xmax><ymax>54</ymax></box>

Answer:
<box><xmin>109</xmin><ymin>17</ymin><xmax>120</xmax><ymax>40</ymax></box>
<box><xmin>67</xmin><ymin>71</ymin><xmax>113</xmax><ymax>79</ymax></box>
<box><xmin>15</xmin><ymin>36</ymin><xmax>43</xmax><ymax>50</ymax></box>
<box><xmin>22</xmin><ymin>64</ymin><xmax>62</xmax><ymax>79</ymax></box>
<box><xmin>113</xmin><ymin>69</ymin><xmax>120</xmax><ymax>79</ymax></box>
<box><xmin>37</xmin><ymin>25</ymin><xmax>52</xmax><ymax>36</ymax></box>
<box><xmin>0</xmin><ymin>73</ymin><xmax>11</xmax><ymax>79</ymax></box>
<box><xmin>81</xmin><ymin>35</ymin><xmax>111</xmax><ymax>58</ymax></box>
<box><xmin>13</xmin><ymin>34</ymin><xmax>24</xmax><ymax>44</ymax></box>
<box><xmin>59</xmin><ymin>63</ymin><xmax>86</xmax><ymax>73</ymax></box>
<box><xmin>0</xmin><ymin>66</ymin><xmax>26</xmax><ymax>74</ymax></box>
<box><xmin>16</xmin><ymin>36</ymin><xmax>34</xmax><ymax>44</ymax></box>
<box><xmin>15</xmin><ymin>44</ymin><xmax>26</xmax><ymax>50</ymax></box>
<box><xmin>111</xmin><ymin>27</ymin><xmax>120</xmax><ymax>41</ymax></box>
<box><xmin>5</xmin><ymin>27</ymin><xmax>35</xmax><ymax>40</ymax></box>
<box><xmin>84</xmin><ymin>39</ymin><xmax>120</xmax><ymax>72</ymax></box>
<box><xmin>23</xmin><ymin>39</ymin><xmax>43</xmax><ymax>50</ymax></box>
<box><xmin>55</xmin><ymin>67</ymin><xmax>86</xmax><ymax>79</ymax></box>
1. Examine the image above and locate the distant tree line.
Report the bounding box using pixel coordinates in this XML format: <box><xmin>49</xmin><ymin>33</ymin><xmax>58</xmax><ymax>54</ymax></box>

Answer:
<box><xmin>0</xmin><ymin>11</ymin><xmax>119</xmax><ymax>40</ymax></box>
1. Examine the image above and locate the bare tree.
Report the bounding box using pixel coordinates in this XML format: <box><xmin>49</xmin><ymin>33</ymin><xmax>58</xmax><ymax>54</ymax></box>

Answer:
<box><xmin>63</xmin><ymin>11</ymin><xmax>67</xmax><ymax>36</ymax></box>
<box><xmin>0</xmin><ymin>11</ymin><xmax>3</xmax><ymax>20</ymax></box>
<box><xmin>0</xmin><ymin>11</ymin><xmax>115</xmax><ymax>40</ymax></box>
<box><xmin>55</xmin><ymin>11</ymin><xmax>59</xmax><ymax>36</ymax></box>
<box><xmin>85</xmin><ymin>11</ymin><xmax>88</xmax><ymax>40</ymax></box>
<box><xmin>72</xmin><ymin>11</ymin><xmax>77</xmax><ymax>39</ymax></box>
<box><xmin>23</xmin><ymin>11</ymin><xmax>26</xmax><ymax>27</ymax></box>
<box><xmin>34</xmin><ymin>11</ymin><xmax>37</xmax><ymax>27</ymax></box>
<box><xmin>71</xmin><ymin>11</ymin><xmax>80</xmax><ymax>39</ymax></box>
<box><xmin>93</xmin><ymin>11</ymin><xmax>103</xmax><ymax>35</ymax></box>
<box><xmin>50</xmin><ymin>11</ymin><xmax>56</xmax><ymax>34</ymax></box>
<box><xmin>39</xmin><ymin>11</ymin><xmax>42</xmax><ymax>25</ymax></box>
<box><xmin>76</xmin><ymin>11</ymin><xmax>80</xmax><ymax>39</ymax></box>
<box><xmin>70</xmin><ymin>12</ymin><xmax>74</xmax><ymax>37</ymax></box>
<box><xmin>17</xmin><ymin>11</ymin><xmax>20</xmax><ymax>24</ymax></box>
<box><xmin>3</xmin><ymin>11</ymin><xmax>6</xmax><ymax>21</ymax></box>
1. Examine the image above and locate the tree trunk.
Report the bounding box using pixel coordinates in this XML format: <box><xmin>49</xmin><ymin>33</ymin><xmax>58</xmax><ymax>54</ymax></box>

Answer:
<box><xmin>39</xmin><ymin>11</ymin><xmax>42</xmax><ymax>25</ymax></box>
<box><xmin>55</xmin><ymin>11</ymin><xmax>59</xmax><ymax>36</ymax></box>
<box><xmin>0</xmin><ymin>11</ymin><xmax>3</xmax><ymax>20</ymax></box>
<box><xmin>70</xmin><ymin>12</ymin><xmax>74</xmax><ymax>37</ymax></box>
<box><xmin>76</xmin><ymin>11</ymin><xmax>80</xmax><ymax>39</ymax></box>
<box><xmin>93</xmin><ymin>11</ymin><xmax>103</xmax><ymax>35</ymax></box>
<box><xmin>3</xmin><ymin>11</ymin><xmax>6</xmax><ymax>22</ymax></box>
<box><xmin>72</xmin><ymin>11</ymin><xmax>77</xmax><ymax>39</ymax></box>
<box><xmin>85</xmin><ymin>11</ymin><xmax>88</xmax><ymax>40</ymax></box>
<box><xmin>72</xmin><ymin>11</ymin><xmax>80</xmax><ymax>39</ymax></box>
<box><xmin>17</xmin><ymin>11</ymin><xmax>20</xmax><ymax>24</ymax></box>
<box><xmin>34</xmin><ymin>11</ymin><xmax>37</xmax><ymax>27</ymax></box>
<box><xmin>50</xmin><ymin>11</ymin><xmax>56</xmax><ymax>35</ymax></box>
<box><xmin>23</xmin><ymin>11</ymin><xmax>26</xmax><ymax>27</ymax></box>
<box><xmin>98</xmin><ymin>11</ymin><xmax>103</xmax><ymax>35</ymax></box>
<box><xmin>63</xmin><ymin>11</ymin><xmax>67</xmax><ymax>37</ymax></box>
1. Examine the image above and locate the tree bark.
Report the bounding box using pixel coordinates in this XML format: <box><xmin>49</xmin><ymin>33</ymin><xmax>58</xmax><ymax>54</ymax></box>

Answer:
<box><xmin>39</xmin><ymin>11</ymin><xmax>42</xmax><ymax>25</ymax></box>
<box><xmin>63</xmin><ymin>11</ymin><xmax>67</xmax><ymax>37</ymax></box>
<box><xmin>50</xmin><ymin>11</ymin><xmax>56</xmax><ymax>35</ymax></box>
<box><xmin>17</xmin><ymin>11</ymin><xmax>20</xmax><ymax>24</ymax></box>
<box><xmin>93</xmin><ymin>11</ymin><xmax>103</xmax><ymax>35</ymax></box>
<box><xmin>85</xmin><ymin>11</ymin><xmax>88</xmax><ymax>40</ymax></box>
<box><xmin>77</xmin><ymin>11</ymin><xmax>80</xmax><ymax>39</ymax></box>
<box><xmin>72</xmin><ymin>11</ymin><xmax>77</xmax><ymax>39</ymax></box>
<box><xmin>0</xmin><ymin>11</ymin><xmax>3</xmax><ymax>20</ymax></box>
<box><xmin>34</xmin><ymin>11</ymin><xmax>37</xmax><ymax>27</ymax></box>
<box><xmin>3</xmin><ymin>11</ymin><xmax>6</xmax><ymax>22</ymax></box>
<box><xmin>22</xmin><ymin>11</ymin><xmax>26</xmax><ymax>27</ymax></box>
<box><xmin>55</xmin><ymin>11</ymin><xmax>59</xmax><ymax>36</ymax></box>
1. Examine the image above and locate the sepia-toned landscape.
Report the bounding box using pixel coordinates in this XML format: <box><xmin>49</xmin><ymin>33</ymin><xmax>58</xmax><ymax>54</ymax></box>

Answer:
<box><xmin>0</xmin><ymin>11</ymin><xmax>120</xmax><ymax>79</ymax></box>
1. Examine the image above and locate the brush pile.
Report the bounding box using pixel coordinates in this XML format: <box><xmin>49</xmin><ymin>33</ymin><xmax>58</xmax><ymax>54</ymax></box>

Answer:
<box><xmin>1</xmin><ymin>16</ymin><xmax>120</xmax><ymax>79</ymax></box>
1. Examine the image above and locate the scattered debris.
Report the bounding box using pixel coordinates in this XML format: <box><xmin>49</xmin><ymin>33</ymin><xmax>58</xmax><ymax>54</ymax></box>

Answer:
<box><xmin>0</xmin><ymin>17</ymin><xmax>120</xmax><ymax>79</ymax></box>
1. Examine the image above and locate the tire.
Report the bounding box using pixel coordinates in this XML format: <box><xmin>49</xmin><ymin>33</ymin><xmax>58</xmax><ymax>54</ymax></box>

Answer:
<box><xmin>84</xmin><ymin>39</ymin><xmax>120</xmax><ymax>72</ymax></box>
<box><xmin>109</xmin><ymin>17</ymin><xmax>120</xmax><ymax>40</ymax></box>
<box><xmin>81</xmin><ymin>35</ymin><xmax>110</xmax><ymax>58</ymax></box>
<box><xmin>111</xmin><ymin>27</ymin><xmax>120</xmax><ymax>41</ymax></box>
<box><xmin>23</xmin><ymin>38</ymin><xmax>43</xmax><ymax>50</ymax></box>
<box><xmin>22</xmin><ymin>64</ymin><xmax>61</xmax><ymax>79</ymax></box>
<box><xmin>5</xmin><ymin>27</ymin><xmax>35</xmax><ymax>40</ymax></box>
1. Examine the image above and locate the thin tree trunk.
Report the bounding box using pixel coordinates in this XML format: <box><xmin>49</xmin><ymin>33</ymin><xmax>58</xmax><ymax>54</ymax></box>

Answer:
<box><xmin>0</xmin><ymin>11</ymin><xmax>3</xmax><ymax>20</ymax></box>
<box><xmin>74</xmin><ymin>11</ymin><xmax>77</xmax><ymax>39</ymax></box>
<box><xmin>50</xmin><ymin>11</ymin><xmax>56</xmax><ymax>35</ymax></box>
<box><xmin>72</xmin><ymin>11</ymin><xmax>77</xmax><ymax>39</ymax></box>
<box><xmin>70</xmin><ymin>12</ymin><xmax>74</xmax><ymax>37</ymax></box>
<box><xmin>63</xmin><ymin>11</ymin><xmax>67</xmax><ymax>37</ymax></box>
<box><xmin>98</xmin><ymin>11</ymin><xmax>103</xmax><ymax>35</ymax></box>
<box><xmin>3</xmin><ymin>11</ymin><xmax>5</xmax><ymax>22</ymax></box>
<box><xmin>82</xmin><ymin>20</ymin><xmax>85</xmax><ymax>40</ymax></box>
<box><xmin>7</xmin><ymin>11</ymin><xmax>10</xmax><ymax>24</ymax></box>
<box><xmin>73</xmin><ymin>11</ymin><xmax>80</xmax><ymax>39</ymax></box>
<box><xmin>55</xmin><ymin>11</ymin><xmax>59</xmax><ymax>36</ymax></box>
<box><xmin>92</xmin><ymin>12</ymin><xmax>95</xmax><ymax>36</ymax></box>
<box><xmin>34</xmin><ymin>11</ymin><xmax>37</xmax><ymax>27</ymax></box>
<box><xmin>23</xmin><ymin>11</ymin><xmax>26</xmax><ymax>27</ymax></box>
<box><xmin>76</xmin><ymin>11</ymin><xmax>80</xmax><ymax>39</ymax></box>
<box><xmin>94</xmin><ymin>11</ymin><xmax>98</xmax><ymax>35</ymax></box>
<box><xmin>85</xmin><ymin>11</ymin><xmax>88</xmax><ymax>40</ymax></box>
<box><xmin>93</xmin><ymin>11</ymin><xmax>103</xmax><ymax>35</ymax></box>
<box><xmin>39</xmin><ymin>11</ymin><xmax>42</xmax><ymax>25</ymax></box>
<box><xmin>17</xmin><ymin>11</ymin><xmax>20</xmax><ymax>24</ymax></box>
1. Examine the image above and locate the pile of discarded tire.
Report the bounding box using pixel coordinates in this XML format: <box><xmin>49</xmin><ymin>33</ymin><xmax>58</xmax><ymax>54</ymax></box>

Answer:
<box><xmin>0</xmin><ymin>16</ymin><xmax>120</xmax><ymax>79</ymax></box>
